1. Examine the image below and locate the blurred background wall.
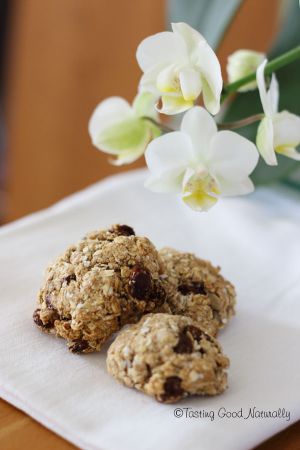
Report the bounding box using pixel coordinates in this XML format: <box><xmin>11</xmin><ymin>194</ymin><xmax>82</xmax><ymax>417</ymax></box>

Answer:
<box><xmin>0</xmin><ymin>0</ymin><xmax>284</xmax><ymax>222</ymax></box>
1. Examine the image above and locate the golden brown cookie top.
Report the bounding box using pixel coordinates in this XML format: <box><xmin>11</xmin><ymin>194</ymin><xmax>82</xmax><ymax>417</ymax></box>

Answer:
<box><xmin>159</xmin><ymin>247</ymin><xmax>236</xmax><ymax>335</ymax></box>
<box><xmin>34</xmin><ymin>225</ymin><xmax>166</xmax><ymax>352</ymax></box>
<box><xmin>107</xmin><ymin>313</ymin><xmax>229</xmax><ymax>403</ymax></box>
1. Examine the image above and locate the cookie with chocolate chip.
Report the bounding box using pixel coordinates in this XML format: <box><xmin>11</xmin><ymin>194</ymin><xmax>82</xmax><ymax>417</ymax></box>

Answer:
<box><xmin>33</xmin><ymin>225</ymin><xmax>166</xmax><ymax>352</ymax></box>
<box><xmin>106</xmin><ymin>313</ymin><xmax>229</xmax><ymax>403</ymax></box>
<box><xmin>159</xmin><ymin>248</ymin><xmax>236</xmax><ymax>336</ymax></box>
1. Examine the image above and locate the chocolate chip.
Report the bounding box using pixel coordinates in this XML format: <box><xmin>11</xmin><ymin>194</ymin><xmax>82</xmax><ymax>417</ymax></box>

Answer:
<box><xmin>173</xmin><ymin>330</ymin><xmax>193</xmax><ymax>354</ymax></box>
<box><xmin>112</xmin><ymin>224</ymin><xmax>135</xmax><ymax>236</ymax></box>
<box><xmin>33</xmin><ymin>309</ymin><xmax>53</xmax><ymax>329</ymax></box>
<box><xmin>69</xmin><ymin>339</ymin><xmax>89</xmax><ymax>353</ymax></box>
<box><xmin>161</xmin><ymin>376</ymin><xmax>183</xmax><ymax>402</ymax></box>
<box><xmin>63</xmin><ymin>273</ymin><xmax>76</xmax><ymax>284</ymax></box>
<box><xmin>178</xmin><ymin>281</ymin><xmax>206</xmax><ymax>296</ymax></box>
<box><xmin>129</xmin><ymin>266</ymin><xmax>152</xmax><ymax>300</ymax></box>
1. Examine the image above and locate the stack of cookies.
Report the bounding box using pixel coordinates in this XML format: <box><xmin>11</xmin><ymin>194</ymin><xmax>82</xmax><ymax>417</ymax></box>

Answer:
<box><xmin>33</xmin><ymin>224</ymin><xmax>236</xmax><ymax>403</ymax></box>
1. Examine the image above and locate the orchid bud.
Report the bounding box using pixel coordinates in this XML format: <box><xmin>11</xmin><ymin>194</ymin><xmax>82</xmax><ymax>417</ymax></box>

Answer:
<box><xmin>227</xmin><ymin>49</ymin><xmax>265</xmax><ymax>92</ymax></box>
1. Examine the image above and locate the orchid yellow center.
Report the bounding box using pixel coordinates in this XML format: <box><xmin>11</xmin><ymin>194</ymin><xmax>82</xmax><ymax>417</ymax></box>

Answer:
<box><xmin>182</xmin><ymin>170</ymin><xmax>220</xmax><ymax>211</ymax></box>
<box><xmin>156</xmin><ymin>65</ymin><xmax>181</xmax><ymax>95</ymax></box>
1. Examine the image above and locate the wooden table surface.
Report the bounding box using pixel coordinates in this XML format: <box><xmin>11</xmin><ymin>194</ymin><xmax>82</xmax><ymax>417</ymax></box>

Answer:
<box><xmin>1</xmin><ymin>1</ymin><xmax>299</xmax><ymax>449</ymax></box>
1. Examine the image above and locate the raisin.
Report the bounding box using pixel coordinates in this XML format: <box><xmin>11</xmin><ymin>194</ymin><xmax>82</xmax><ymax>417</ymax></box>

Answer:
<box><xmin>186</xmin><ymin>324</ymin><xmax>213</xmax><ymax>343</ymax></box>
<box><xmin>178</xmin><ymin>281</ymin><xmax>206</xmax><ymax>296</ymax></box>
<box><xmin>161</xmin><ymin>376</ymin><xmax>184</xmax><ymax>402</ymax></box>
<box><xmin>60</xmin><ymin>316</ymin><xmax>70</xmax><ymax>322</ymax></box>
<box><xmin>185</xmin><ymin>325</ymin><xmax>203</xmax><ymax>342</ymax></box>
<box><xmin>112</xmin><ymin>224</ymin><xmax>135</xmax><ymax>236</ymax></box>
<box><xmin>173</xmin><ymin>330</ymin><xmax>193</xmax><ymax>354</ymax></box>
<box><xmin>63</xmin><ymin>274</ymin><xmax>76</xmax><ymax>284</ymax></box>
<box><xmin>33</xmin><ymin>309</ymin><xmax>43</xmax><ymax>327</ymax></box>
<box><xmin>33</xmin><ymin>309</ymin><xmax>54</xmax><ymax>329</ymax></box>
<box><xmin>129</xmin><ymin>266</ymin><xmax>152</xmax><ymax>300</ymax></box>
<box><xmin>45</xmin><ymin>295</ymin><xmax>54</xmax><ymax>310</ymax></box>
<box><xmin>150</xmin><ymin>283</ymin><xmax>166</xmax><ymax>307</ymax></box>
<box><xmin>69</xmin><ymin>339</ymin><xmax>89</xmax><ymax>353</ymax></box>
<box><xmin>145</xmin><ymin>364</ymin><xmax>152</xmax><ymax>381</ymax></box>
<box><xmin>173</xmin><ymin>325</ymin><xmax>212</xmax><ymax>354</ymax></box>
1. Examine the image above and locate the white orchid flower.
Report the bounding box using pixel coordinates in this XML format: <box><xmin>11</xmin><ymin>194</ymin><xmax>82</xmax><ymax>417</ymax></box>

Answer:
<box><xmin>136</xmin><ymin>22</ymin><xmax>222</xmax><ymax>116</ymax></box>
<box><xmin>145</xmin><ymin>106</ymin><xmax>258</xmax><ymax>211</ymax></box>
<box><xmin>88</xmin><ymin>92</ymin><xmax>161</xmax><ymax>165</ymax></box>
<box><xmin>256</xmin><ymin>59</ymin><xmax>300</xmax><ymax>165</ymax></box>
<box><xmin>227</xmin><ymin>49</ymin><xmax>265</xmax><ymax>92</ymax></box>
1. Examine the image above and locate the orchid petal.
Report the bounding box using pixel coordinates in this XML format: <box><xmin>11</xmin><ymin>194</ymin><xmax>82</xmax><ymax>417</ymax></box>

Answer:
<box><xmin>96</xmin><ymin>118</ymin><xmax>150</xmax><ymax>155</ymax></box>
<box><xmin>256</xmin><ymin>59</ymin><xmax>273</xmax><ymax>116</ymax></box>
<box><xmin>171</xmin><ymin>22</ymin><xmax>205</xmax><ymax>53</ymax></box>
<box><xmin>139</xmin><ymin>67</ymin><xmax>163</xmax><ymax>93</ymax></box>
<box><xmin>145</xmin><ymin>170</ymin><xmax>185</xmax><ymax>193</ymax></box>
<box><xmin>145</xmin><ymin>131</ymin><xmax>195</xmax><ymax>191</ymax></box>
<box><xmin>179</xmin><ymin>67</ymin><xmax>202</xmax><ymax>101</ymax></box>
<box><xmin>182</xmin><ymin>168</ymin><xmax>220</xmax><ymax>212</ymax></box>
<box><xmin>112</xmin><ymin>121</ymin><xmax>160</xmax><ymax>165</ymax></box>
<box><xmin>88</xmin><ymin>97</ymin><xmax>133</xmax><ymax>146</ymax></box>
<box><xmin>201</xmin><ymin>78</ymin><xmax>220</xmax><ymax>115</ymax></box>
<box><xmin>256</xmin><ymin>116</ymin><xmax>277</xmax><ymax>165</ymax></box>
<box><xmin>180</xmin><ymin>107</ymin><xmax>217</xmax><ymax>161</ymax></box>
<box><xmin>216</xmin><ymin>177</ymin><xmax>255</xmax><ymax>197</ymax></box>
<box><xmin>133</xmin><ymin>91</ymin><xmax>158</xmax><ymax>119</ymax></box>
<box><xmin>156</xmin><ymin>64</ymin><xmax>181</xmax><ymax>94</ymax></box>
<box><xmin>136</xmin><ymin>32</ymin><xmax>187</xmax><ymax>72</ymax></box>
<box><xmin>209</xmin><ymin>130</ymin><xmax>259</xmax><ymax>179</ymax></box>
<box><xmin>273</xmin><ymin>111</ymin><xmax>300</xmax><ymax>158</ymax></box>
<box><xmin>157</xmin><ymin>95</ymin><xmax>194</xmax><ymax>115</ymax></box>
<box><xmin>193</xmin><ymin>41</ymin><xmax>222</xmax><ymax>115</ymax></box>
<box><xmin>267</xmin><ymin>74</ymin><xmax>279</xmax><ymax>115</ymax></box>
<box><xmin>112</xmin><ymin>119</ymin><xmax>161</xmax><ymax>165</ymax></box>
<box><xmin>276</xmin><ymin>147</ymin><xmax>300</xmax><ymax>161</ymax></box>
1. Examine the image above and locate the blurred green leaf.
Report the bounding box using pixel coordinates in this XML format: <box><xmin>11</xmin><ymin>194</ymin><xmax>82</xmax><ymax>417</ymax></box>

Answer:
<box><xmin>167</xmin><ymin>0</ymin><xmax>243</xmax><ymax>49</ymax></box>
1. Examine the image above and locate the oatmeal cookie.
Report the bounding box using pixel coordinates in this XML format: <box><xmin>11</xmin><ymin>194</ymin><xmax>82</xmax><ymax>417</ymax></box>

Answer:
<box><xmin>159</xmin><ymin>248</ymin><xmax>236</xmax><ymax>336</ymax></box>
<box><xmin>33</xmin><ymin>225</ymin><xmax>166</xmax><ymax>353</ymax></box>
<box><xmin>107</xmin><ymin>313</ymin><xmax>229</xmax><ymax>403</ymax></box>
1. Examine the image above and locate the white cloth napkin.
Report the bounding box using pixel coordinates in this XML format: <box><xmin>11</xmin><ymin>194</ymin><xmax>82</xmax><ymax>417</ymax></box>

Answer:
<box><xmin>1</xmin><ymin>169</ymin><xmax>300</xmax><ymax>450</ymax></box>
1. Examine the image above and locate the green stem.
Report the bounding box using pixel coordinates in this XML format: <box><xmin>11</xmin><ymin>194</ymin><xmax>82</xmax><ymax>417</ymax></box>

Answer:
<box><xmin>144</xmin><ymin>112</ymin><xmax>264</xmax><ymax>133</ymax></box>
<box><xmin>217</xmin><ymin>113</ymin><xmax>264</xmax><ymax>130</ymax></box>
<box><xmin>222</xmin><ymin>45</ymin><xmax>300</xmax><ymax>101</ymax></box>
<box><xmin>142</xmin><ymin>116</ymin><xmax>173</xmax><ymax>133</ymax></box>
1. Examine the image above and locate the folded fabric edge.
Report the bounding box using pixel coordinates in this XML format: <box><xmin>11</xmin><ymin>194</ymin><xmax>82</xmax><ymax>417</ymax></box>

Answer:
<box><xmin>1</xmin><ymin>384</ymin><xmax>299</xmax><ymax>450</ymax></box>
<box><xmin>0</xmin><ymin>387</ymin><xmax>98</xmax><ymax>450</ymax></box>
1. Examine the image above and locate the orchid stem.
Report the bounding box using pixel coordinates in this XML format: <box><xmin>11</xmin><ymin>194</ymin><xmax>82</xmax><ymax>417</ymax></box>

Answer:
<box><xmin>142</xmin><ymin>116</ymin><xmax>174</xmax><ymax>133</ymax></box>
<box><xmin>217</xmin><ymin>113</ymin><xmax>264</xmax><ymax>130</ymax></box>
<box><xmin>221</xmin><ymin>45</ymin><xmax>300</xmax><ymax>102</ymax></box>
<box><xmin>143</xmin><ymin>113</ymin><xmax>264</xmax><ymax>134</ymax></box>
